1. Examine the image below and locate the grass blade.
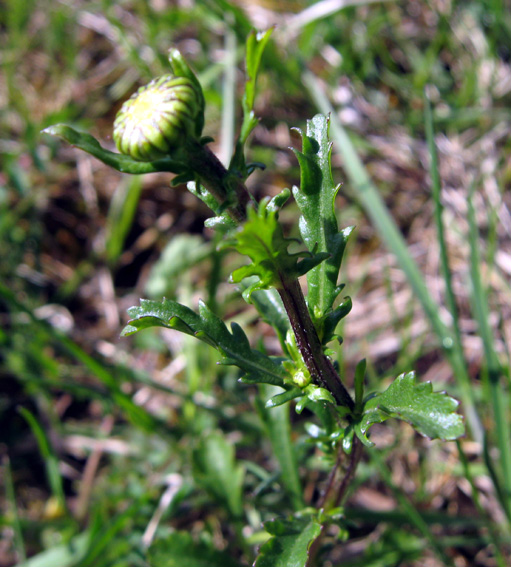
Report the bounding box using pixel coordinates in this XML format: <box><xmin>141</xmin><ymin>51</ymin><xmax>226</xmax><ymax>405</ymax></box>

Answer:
<box><xmin>18</xmin><ymin>407</ymin><xmax>68</xmax><ymax>517</ymax></box>
<box><xmin>466</xmin><ymin>183</ymin><xmax>511</xmax><ymax>524</ymax></box>
<box><xmin>424</xmin><ymin>93</ymin><xmax>464</xmax><ymax>358</ymax></box>
<box><xmin>456</xmin><ymin>441</ymin><xmax>507</xmax><ymax>566</ymax></box>
<box><xmin>0</xmin><ymin>282</ymin><xmax>161</xmax><ymax>433</ymax></box>
<box><xmin>4</xmin><ymin>455</ymin><xmax>27</xmax><ymax>563</ymax></box>
<box><xmin>105</xmin><ymin>176</ymin><xmax>143</xmax><ymax>266</ymax></box>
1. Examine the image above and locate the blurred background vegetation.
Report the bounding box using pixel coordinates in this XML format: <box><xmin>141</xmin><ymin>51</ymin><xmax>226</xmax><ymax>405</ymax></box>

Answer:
<box><xmin>1</xmin><ymin>0</ymin><xmax>511</xmax><ymax>565</ymax></box>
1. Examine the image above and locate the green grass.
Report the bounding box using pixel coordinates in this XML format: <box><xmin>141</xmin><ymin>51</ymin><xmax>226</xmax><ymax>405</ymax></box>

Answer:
<box><xmin>1</xmin><ymin>0</ymin><xmax>511</xmax><ymax>565</ymax></box>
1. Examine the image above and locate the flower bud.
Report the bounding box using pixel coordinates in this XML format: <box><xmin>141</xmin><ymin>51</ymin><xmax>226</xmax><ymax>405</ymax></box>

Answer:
<box><xmin>113</xmin><ymin>74</ymin><xmax>203</xmax><ymax>162</ymax></box>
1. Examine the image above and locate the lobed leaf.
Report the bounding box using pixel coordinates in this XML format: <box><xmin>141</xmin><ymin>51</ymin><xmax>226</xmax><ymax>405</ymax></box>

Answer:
<box><xmin>292</xmin><ymin>115</ymin><xmax>354</xmax><ymax>343</ymax></box>
<box><xmin>228</xmin><ymin>199</ymin><xmax>328</xmax><ymax>301</ymax></box>
<box><xmin>122</xmin><ymin>298</ymin><xmax>288</xmax><ymax>386</ymax></box>
<box><xmin>356</xmin><ymin>372</ymin><xmax>465</xmax><ymax>443</ymax></box>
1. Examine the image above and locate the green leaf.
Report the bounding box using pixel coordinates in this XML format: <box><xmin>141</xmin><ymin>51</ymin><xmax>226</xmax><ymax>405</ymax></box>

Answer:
<box><xmin>259</xmin><ymin>385</ymin><xmax>304</xmax><ymax>510</ymax></box>
<box><xmin>292</xmin><ymin>115</ymin><xmax>354</xmax><ymax>343</ymax></box>
<box><xmin>248</xmin><ymin>287</ymin><xmax>291</xmax><ymax>353</ymax></box>
<box><xmin>357</xmin><ymin>372</ymin><xmax>465</xmax><ymax>442</ymax></box>
<box><xmin>193</xmin><ymin>431</ymin><xmax>245</xmax><ymax>518</ymax></box>
<box><xmin>321</xmin><ymin>295</ymin><xmax>352</xmax><ymax>344</ymax></box>
<box><xmin>42</xmin><ymin>124</ymin><xmax>188</xmax><ymax>174</ymax></box>
<box><xmin>294</xmin><ymin>384</ymin><xmax>336</xmax><ymax>415</ymax></box>
<box><xmin>122</xmin><ymin>298</ymin><xmax>288</xmax><ymax>386</ymax></box>
<box><xmin>230</xmin><ymin>28</ymin><xmax>273</xmax><ymax>179</ymax></box>
<box><xmin>303</xmin><ymin>383</ymin><xmax>336</xmax><ymax>405</ymax></box>
<box><xmin>305</xmin><ymin>75</ymin><xmax>482</xmax><ymax>442</ymax></box>
<box><xmin>254</xmin><ymin>515</ymin><xmax>322</xmax><ymax>567</ymax></box>
<box><xmin>148</xmin><ymin>531</ymin><xmax>242</xmax><ymax>567</ymax></box>
<box><xmin>228</xmin><ymin>199</ymin><xmax>328</xmax><ymax>301</ymax></box>
<box><xmin>18</xmin><ymin>407</ymin><xmax>67</xmax><ymax>515</ymax></box>
<box><xmin>241</xmin><ymin>28</ymin><xmax>273</xmax><ymax>143</ymax></box>
<box><xmin>105</xmin><ymin>176</ymin><xmax>143</xmax><ymax>266</ymax></box>
<box><xmin>265</xmin><ymin>386</ymin><xmax>303</xmax><ymax>409</ymax></box>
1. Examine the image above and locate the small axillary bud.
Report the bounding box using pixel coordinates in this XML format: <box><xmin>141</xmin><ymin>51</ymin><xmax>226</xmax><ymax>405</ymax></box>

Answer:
<box><xmin>292</xmin><ymin>369</ymin><xmax>311</xmax><ymax>388</ymax></box>
<box><xmin>113</xmin><ymin>72</ymin><xmax>203</xmax><ymax>162</ymax></box>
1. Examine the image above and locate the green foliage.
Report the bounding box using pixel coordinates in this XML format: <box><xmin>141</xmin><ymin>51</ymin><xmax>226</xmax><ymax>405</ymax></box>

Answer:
<box><xmin>230</xmin><ymin>27</ymin><xmax>274</xmax><ymax>179</ymax></box>
<box><xmin>193</xmin><ymin>432</ymin><xmax>245</xmax><ymax>518</ymax></box>
<box><xmin>254</xmin><ymin>515</ymin><xmax>322</xmax><ymax>567</ymax></box>
<box><xmin>257</xmin><ymin>385</ymin><xmax>304</xmax><ymax>510</ymax></box>
<box><xmin>168</xmin><ymin>48</ymin><xmax>206</xmax><ymax>137</ymax></box>
<box><xmin>292</xmin><ymin>115</ymin><xmax>353</xmax><ymax>340</ymax></box>
<box><xmin>41</xmin><ymin>125</ymin><xmax>188</xmax><ymax>174</ymax></box>
<box><xmin>6</xmin><ymin>3</ymin><xmax>504</xmax><ymax>566</ymax></box>
<box><xmin>144</xmin><ymin>234</ymin><xmax>213</xmax><ymax>298</ymax></box>
<box><xmin>240</xmin><ymin>28</ymin><xmax>274</xmax><ymax>145</ymax></box>
<box><xmin>227</xmin><ymin>197</ymin><xmax>329</xmax><ymax>300</ymax></box>
<box><xmin>122</xmin><ymin>298</ymin><xmax>288</xmax><ymax>386</ymax></box>
<box><xmin>355</xmin><ymin>372</ymin><xmax>465</xmax><ymax>445</ymax></box>
<box><xmin>148</xmin><ymin>532</ymin><xmax>242</xmax><ymax>567</ymax></box>
<box><xmin>18</xmin><ymin>408</ymin><xmax>68</xmax><ymax>516</ymax></box>
<box><xmin>105</xmin><ymin>176</ymin><xmax>143</xmax><ymax>266</ymax></box>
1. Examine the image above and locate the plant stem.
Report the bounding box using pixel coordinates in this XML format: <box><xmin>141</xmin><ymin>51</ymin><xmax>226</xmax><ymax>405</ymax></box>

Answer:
<box><xmin>278</xmin><ymin>279</ymin><xmax>354</xmax><ymax>410</ymax></box>
<box><xmin>317</xmin><ymin>443</ymin><xmax>344</xmax><ymax>509</ymax></box>
<box><xmin>334</xmin><ymin>437</ymin><xmax>363</xmax><ymax>508</ymax></box>
<box><xmin>186</xmin><ymin>140</ymin><xmax>252</xmax><ymax>223</ymax></box>
<box><xmin>307</xmin><ymin>439</ymin><xmax>363</xmax><ymax>567</ymax></box>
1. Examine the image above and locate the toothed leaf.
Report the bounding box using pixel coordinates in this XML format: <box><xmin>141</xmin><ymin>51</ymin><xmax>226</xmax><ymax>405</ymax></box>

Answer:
<box><xmin>355</xmin><ymin>372</ymin><xmax>465</xmax><ymax>442</ymax></box>
<box><xmin>292</xmin><ymin>115</ymin><xmax>353</xmax><ymax>343</ymax></box>
<box><xmin>228</xmin><ymin>200</ymin><xmax>327</xmax><ymax>301</ymax></box>
<box><xmin>122</xmin><ymin>298</ymin><xmax>287</xmax><ymax>386</ymax></box>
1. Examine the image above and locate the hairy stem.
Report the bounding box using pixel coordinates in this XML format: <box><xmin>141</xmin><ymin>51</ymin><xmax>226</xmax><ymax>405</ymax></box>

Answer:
<box><xmin>278</xmin><ymin>279</ymin><xmax>354</xmax><ymax>409</ymax></box>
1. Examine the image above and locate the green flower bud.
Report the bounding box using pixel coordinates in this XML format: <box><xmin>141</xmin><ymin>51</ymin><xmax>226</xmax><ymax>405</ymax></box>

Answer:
<box><xmin>113</xmin><ymin>74</ymin><xmax>203</xmax><ymax>162</ymax></box>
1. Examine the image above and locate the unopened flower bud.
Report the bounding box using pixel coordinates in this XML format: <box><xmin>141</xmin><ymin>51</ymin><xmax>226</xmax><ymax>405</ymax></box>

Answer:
<box><xmin>113</xmin><ymin>74</ymin><xmax>203</xmax><ymax>162</ymax></box>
